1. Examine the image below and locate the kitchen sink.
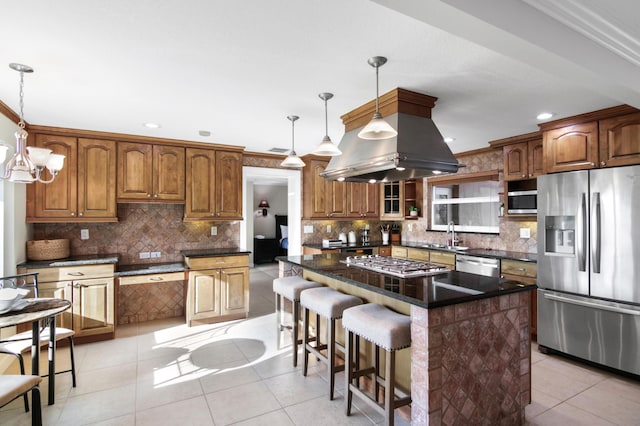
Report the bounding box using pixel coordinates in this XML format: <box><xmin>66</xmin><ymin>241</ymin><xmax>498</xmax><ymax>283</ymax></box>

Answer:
<box><xmin>420</xmin><ymin>244</ymin><xmax>469</xmax><ymax>251</ymax></box>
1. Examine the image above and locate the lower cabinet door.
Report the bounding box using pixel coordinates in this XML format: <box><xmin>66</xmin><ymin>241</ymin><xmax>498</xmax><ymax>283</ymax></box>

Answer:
<box><xmin>72</xmin><ymin>277</ymin><xmax>115</xmax><ymax>336</ymax></box>
<box><xmin>220</xmin><ymin>267</ymin><xmax>249</xmax><ymax>316</ymax></box>
<box><xmin>39</xmin><ymin>282</ymin><xmax>74</xmax><ymax>331</ymax></box>
<box><xmin>188</xmin><ymin>269</ymin><xmax>222</xmax><ymax>321</ymax></box>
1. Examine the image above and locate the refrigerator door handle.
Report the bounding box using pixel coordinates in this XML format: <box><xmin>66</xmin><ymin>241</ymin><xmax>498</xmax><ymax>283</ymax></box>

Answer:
<box><xmin>543</xmin><ymin>293</ymin><xmax>640</xmax><ymax>316</ymax></box>
<box><xmin>591</xmin><ymin>192</ymin><xmax>601</xmax><ymax>274</ymax></box>
<box><xmin>576</xmin><ymin>192</ymin><xmax>587</xmax><ymax>272</ymax></box>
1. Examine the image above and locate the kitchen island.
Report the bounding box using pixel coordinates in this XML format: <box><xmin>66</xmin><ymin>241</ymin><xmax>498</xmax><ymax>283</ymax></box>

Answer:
<box><xmin>278</xmin><ymin>253</ymin><xmax>534</xmax><ymax>425</ymax></box>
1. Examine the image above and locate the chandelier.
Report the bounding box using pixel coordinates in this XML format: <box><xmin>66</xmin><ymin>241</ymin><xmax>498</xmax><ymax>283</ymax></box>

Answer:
<box><xmin>0</xmin><ymin>63</ymin><xmax>65</xmax><ymax>183</ymax></box>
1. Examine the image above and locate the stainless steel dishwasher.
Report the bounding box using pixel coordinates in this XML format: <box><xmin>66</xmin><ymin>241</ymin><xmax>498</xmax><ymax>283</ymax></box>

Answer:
<box><xmin>456</xmin><ymin>254</ymin><xmax>500</xmax><ymax>277</ymax></box>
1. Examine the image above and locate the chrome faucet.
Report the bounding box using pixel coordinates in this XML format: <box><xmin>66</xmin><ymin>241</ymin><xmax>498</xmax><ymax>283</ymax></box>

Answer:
<box><xmin>447</xmin><ymin>221</ymin><xmax>456</xmax><ymax>247</ymax></box>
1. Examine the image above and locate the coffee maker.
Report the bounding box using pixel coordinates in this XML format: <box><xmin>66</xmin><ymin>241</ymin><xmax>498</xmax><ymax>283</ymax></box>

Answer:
<box><xmin>361</xmin><ymin>228</ymin><xmax>370</xmax><ymax>244</ymax></box>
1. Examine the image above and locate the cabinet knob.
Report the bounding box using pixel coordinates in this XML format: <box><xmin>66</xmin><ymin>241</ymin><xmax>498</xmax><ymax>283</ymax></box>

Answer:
<box><xmin>590</xmin><ymin>162</ymin><xmax>595</xmax><ymax>166</ymax></box>
<box><xmin>217</xmin><ymin>212</ymin><xmax>220</xmax><ymax>216</ymax></box>
<box><xmin>154</xmin><ymin>194</ymin><xmax>158</xmax><ymax>198</ymax></box>
<box><xmin>71</xmin><ymin>212</ymin><xmax>76</xmax><ymax>217</ymax></box>
<box><xmin>601</xmin><ymin>161</ymin><xmax>606</xmax><ymax>166</ymax></box>
<box><xmin>79</xmin><ymin>212</ymin><xmax>84</xmax><ymax>217</ymax></box>
<box><xmin>147</xmin><ymin>194</ymin><xmax>152</xmax><ymax>198</ymax></box>
<box><xmin>528</xmin><ymin>173</ymin><xmax>533</xmax><ymax>177</ymax></box>
<box><xmin>522</xmin><ymin>174</ymin><xmax>526</xmax><ymax>178</ymax></box>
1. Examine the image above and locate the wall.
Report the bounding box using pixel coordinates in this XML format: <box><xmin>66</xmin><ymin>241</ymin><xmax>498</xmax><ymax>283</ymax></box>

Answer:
<box><xmin>33</xmin><ymin>204</ymin><xmax>240</xmax><ymax>265</ymax></box>
<box><xmin>0</xmin><ymin>113</ymin><xmax>31</xmax><ymax>275</ymax></box>
<box><xmin>253</xmin><ymin>184</ymin><xmax>287</xmax><ymax>238</ymax></box>
<box><xmin>300</xmin><ymin>148</ymin><xmax>538</xmax><ymax>254</ymax></box>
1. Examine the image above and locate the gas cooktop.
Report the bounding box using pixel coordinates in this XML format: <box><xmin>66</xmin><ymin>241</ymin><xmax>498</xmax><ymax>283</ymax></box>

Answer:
<box><xmin>341</xmin><ymin>255</ymin><xmax>450</xmax><ymax>278</ymax></box>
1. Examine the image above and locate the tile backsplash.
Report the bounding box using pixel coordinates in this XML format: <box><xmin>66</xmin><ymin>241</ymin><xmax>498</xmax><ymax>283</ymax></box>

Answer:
<box><xmin>33</xmin><ymin>204</ymin><xmax>240</xmax><ymax>265</ymax></box>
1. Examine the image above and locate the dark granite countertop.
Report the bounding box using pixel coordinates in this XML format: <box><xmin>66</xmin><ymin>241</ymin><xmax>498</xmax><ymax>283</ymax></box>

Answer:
<box><xmin>303</xmin><ymin>241</ymin><xmax>537</xmax><ymax>263</ymax></box>
<box><xmin>17</xmin><ymin>253</ymin><xmax>120</xmax><ymax>269</ymax></box>
<box><xmin>180</xmin><ymin>248</ymin><xmax>251</xmax><ymax>258</ymax></box>
<box><xmin>278</xmin><ymin>254</ymin><xmax>535</xmax><ymax>309</ymax></box>
<box><xmin>116</xmin><ymin>262</ymin><xmax>187</xmax><ymax>276</ymax></box>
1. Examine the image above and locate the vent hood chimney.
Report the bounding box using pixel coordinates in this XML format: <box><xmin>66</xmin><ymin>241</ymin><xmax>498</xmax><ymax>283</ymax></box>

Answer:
<box><xmin>320</xmin><ymin>88</ymin><xmax>462</xmax><ymax>182</ymax></box>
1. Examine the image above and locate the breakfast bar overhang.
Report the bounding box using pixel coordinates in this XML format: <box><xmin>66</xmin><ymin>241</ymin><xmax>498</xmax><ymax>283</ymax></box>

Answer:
<box><xmin>278</xmin><ymin>254</ymin><xmax>535</xmax><ymax>425</ymax></box>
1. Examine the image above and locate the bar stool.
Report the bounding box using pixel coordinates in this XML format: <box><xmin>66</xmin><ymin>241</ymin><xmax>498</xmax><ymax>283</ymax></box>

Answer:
<box><xmin>342</xmin><ymin>303</ymin><xmax>412</xmax><ymax>426</ymax></box>
<box><xmin>300</xmin><ymin>287</ymin><xmax>362</xmax><ymax>400</ymax></box>
<box><xmin>273</xmin><ymin>276</ymin><xmax>323</xmax><ymax>367</ymax></box>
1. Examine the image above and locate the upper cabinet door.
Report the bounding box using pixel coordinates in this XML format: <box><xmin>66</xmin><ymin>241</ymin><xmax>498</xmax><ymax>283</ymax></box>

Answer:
<box><xmin>77</xmin><ymin>139</ymin><xmax>117</xmax><ymax>219</ymax></box>
<box><xmin>185</xmin><ymin>148</ymin><xmax>216</xmax><ymax>219</ymax></box>
<box><xmin>503</xmin><ymin>142</ymin><xmax>528</xmax><ymax>181</ymax></box>
<box><xmin>303</xmin><ymin>159</ymin><xmax>329</xmax><ymax>219</ymax></box>
<box><xmin>215</xmin><ymin>151</ymin><xmax>242</xmax><ymax>219</ymax></box>
<box><xmin>543</xmin><ymin>122</ymin><xmax>599</xmax><ymax>173</ymax></box>
<box><xmin>599</xmin><ymin>112</ymin><xmax>640</xmax><ymax>168</ymax></box>
<box><xmin>117</xmin><ymin>142</ymin><xmax>153</xmax><ymax>200</ymax></box>
<box><xmin>153</xmin><ymin>145</ymin><xmax>185</xmax><ymax>201</ymax></box>
<box><xmin>32</xmin><ymin>134</ymin><xmax>78</xmax><ymax>218</ymax></box>
<box><xmin>528</xmin><ymin>139</ymin><xmax>545</xmax><ymax>177</ymax></box>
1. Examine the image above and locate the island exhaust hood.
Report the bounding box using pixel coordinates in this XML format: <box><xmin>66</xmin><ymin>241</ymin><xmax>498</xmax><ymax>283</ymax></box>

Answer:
<box><xmin>320</xmin><ymin>88</ymin><xmax>462</xmax><ymax>182</ymax></box>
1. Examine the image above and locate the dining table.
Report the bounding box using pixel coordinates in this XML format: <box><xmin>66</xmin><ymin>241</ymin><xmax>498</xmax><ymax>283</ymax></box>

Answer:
<box><xmin>0</xmin><ymin>298</ymin><xmax>72</xmax><ymax>405</ymax></box>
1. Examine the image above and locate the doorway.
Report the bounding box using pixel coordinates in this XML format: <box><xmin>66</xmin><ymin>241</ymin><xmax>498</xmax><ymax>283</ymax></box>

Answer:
<box><xmin>241</xmin><ymin>166</ymin><xmax>301</xmax><ymax>266</ymax></box>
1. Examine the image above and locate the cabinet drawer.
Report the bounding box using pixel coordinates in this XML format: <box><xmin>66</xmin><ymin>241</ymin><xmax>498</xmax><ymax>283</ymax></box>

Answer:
<box><xmin>407</xmin><ymin>248</ymin><xmax>430</xmax><ymax>262</ymax></box>
<box><xmin>119</xmin><ymin>271</ymin><xmax>186</xmax><ymax>286</ymax></box>
<box><xmin>185</xmin><ymin>255</ymin><xmax>249</xmax><ymax>270</ymax></box>
<box><xmin>501</xmin><ymin>259</ymin><xmax>537</xmax><ymax>278</ymax></box>
<box><xmin>391</xmin><ymin>246</ymin><xmax>408</xmax><ymax>258</ymax></box>
<box><xmin>28</xmin><ymin>264</ymin><xmax>115</xmax><ymax>283</ymax></box>
<box><xmin>430</xmin><ymin>251</ymin><xmax>455</xmax><ymax>267</ymax></box>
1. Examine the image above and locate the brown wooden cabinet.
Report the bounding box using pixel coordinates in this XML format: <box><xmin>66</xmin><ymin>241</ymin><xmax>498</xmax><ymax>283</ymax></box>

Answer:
<box><xmin>543</xmin><ymin>122</ymin><xmax>599</xmax><ymax>173</ymax></box>
<box><xmin>501</xmin><ymin>259</ymin><xmax>537</xmax><ymax>339</ymax></box>
<box><xmin>599</xmin><ymin>112</ymin><xmax>640</xmax><ymax>168</ymax></box>
<box><xmin>117</xmin><ymin>142</ymin><xmax>185</xmax><ymax>202</ymax></box>
<box><xmin>504</xmin><ymin>139</ymin><xmax>544</xmax><ymax>180</ymax></box>
<box><xmin>23</xmin><ymin>264</ymin><xmax>115</xmax><ymax>340</ymax></box>
<box><xmin>185</xmin><ymin>254</ymin><xmax>249</xmax><ymax>326</ymax></box>
<box><xmin>184</xmin><ymin>149</ymin><xmax>242</xmax><ymax>220</ymax></box>
<box><xmin>302</xmin><ymin>156</ymin><xmax>378</xmax><ymax>219</ymax></box>
<box><xmin>27</xmin><ymin>135</ymin><xmax>117</xmax><ymax>222</ymax></box>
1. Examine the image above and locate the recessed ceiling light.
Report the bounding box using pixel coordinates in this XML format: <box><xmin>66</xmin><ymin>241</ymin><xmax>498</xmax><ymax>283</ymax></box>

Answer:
<box><xmin>444</xmin><ymin>137</ymin><xmax>455</xmax><ymax>143</ymax></box>
<box><xmin>198</xmin><ymin>130</ymin><xmax>211</xmax><ymax>137</ymax></box>
<box><xmin>536</xmin><ymin>112</ymin><xmax>554</xmax><ymax>120</ymax></box>
<box><xmin>143</xmin><ymin>122</ymin><xmax>160</xmax><ymax>129</ymax></box>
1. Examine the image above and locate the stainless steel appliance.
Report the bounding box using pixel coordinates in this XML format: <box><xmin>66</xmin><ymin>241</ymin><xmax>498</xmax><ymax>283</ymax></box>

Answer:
<box><xmin>455</xmin><ymin>255</ymin><xmax>500</xmax><ymax>278</ymax></box>
<box><xmin>537</xmin><ymin>165</ymin><xmax>640</xmax><ymax>375</ymax></box>
<box><xmin>342</xmin><ymin>255</ymin><xmax>449</xmax><ymax>278</ymax></box>
<box><xmin>506</xmin><ymin>189</ymin><xmax>537</xmax><ymax>214</ymax></box>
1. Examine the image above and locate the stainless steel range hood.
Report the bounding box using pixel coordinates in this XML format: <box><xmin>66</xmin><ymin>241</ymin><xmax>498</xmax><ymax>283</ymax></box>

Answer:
<box><xmin>320</xmin><ymin>112</ymin><xmax>462</xmax><ymax>182</ymax></box>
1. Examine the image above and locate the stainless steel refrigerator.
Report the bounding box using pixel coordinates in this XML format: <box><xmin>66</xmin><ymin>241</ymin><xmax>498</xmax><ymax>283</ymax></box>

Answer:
<box><xmin>537</xmin><ymin>164</ymin><xmax>640</xmax><ymax>375</ymax></box>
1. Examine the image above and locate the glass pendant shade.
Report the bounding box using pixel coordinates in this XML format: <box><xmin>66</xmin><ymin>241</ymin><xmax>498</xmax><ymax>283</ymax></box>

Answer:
<box><xmin>26</xmin><ymin>146</ymin><xmax>53</xmax><ymax>167</ymax></box>
<box><xmin>0</xmin><ymin>145</ymin><xmax>7</xmax><ymax>163</ymax></box>
<box><xmin>358</xmin><ymin>56</ymin><xmax>397</xmax><ymax>141</ymax></box>
<box><xmin>358</xmin><ymin>112</ymin><xmax>397</xmax><ymax>140</ymax></box>
<box><xmin>311</xmin><ymin>92</ymin><xmax>342</xmax><ymax>156</ymax></box>
<box><xmin>280</xmin><ymin>115</ymin><xmax>305</xmax><ymax>168</ymax></box>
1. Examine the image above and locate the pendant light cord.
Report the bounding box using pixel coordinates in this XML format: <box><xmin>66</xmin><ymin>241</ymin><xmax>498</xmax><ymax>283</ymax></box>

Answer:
<box><xmin>324</xmin><ymin>98</ymin><xmax>328</xmax><ymax>137</ymax></box>
<box><xmin>18</xmin><ymin>70</ymin><xmax>26</xmax><ymax>129</ymax></box>
<box><xmin>375</xmin><ymin>64</ymin><xmax>380</xmax><ymax>113</ymax></box>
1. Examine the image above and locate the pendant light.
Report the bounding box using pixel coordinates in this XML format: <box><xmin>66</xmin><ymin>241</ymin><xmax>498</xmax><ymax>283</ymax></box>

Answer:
<box><xmin>0</xmin><ymin>63</ymin><xmax>65</xmax><ymax>183</ymax></box>
<box><xmin>357</xmin><ymin>56</ymin><xmax>397</xmax><ymax>140</ymax></box>
<box><xmin>311</xmin><ymin>92</ymin><xmax>341</xmax><ymax>156</ymax></box>
<box><xmin>280</xmin><ymin>115</ymin><xmax>305</xmax><ymax>168</ymax></box>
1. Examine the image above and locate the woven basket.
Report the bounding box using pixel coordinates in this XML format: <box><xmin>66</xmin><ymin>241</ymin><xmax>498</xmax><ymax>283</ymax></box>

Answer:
<box><xmin>26</xmin><ymin>239</ymin><xmax>70</xmax><ymax>261</ymax></box>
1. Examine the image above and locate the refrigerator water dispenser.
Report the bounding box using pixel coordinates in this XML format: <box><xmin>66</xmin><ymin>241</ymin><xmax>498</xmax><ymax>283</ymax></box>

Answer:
<box><xmin>544</xmin><ymin>216</ymin><xmax>575</xmax><ymax>255</ymax></box>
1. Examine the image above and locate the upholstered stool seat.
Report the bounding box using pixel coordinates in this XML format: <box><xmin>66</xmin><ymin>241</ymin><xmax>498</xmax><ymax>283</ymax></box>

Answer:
<box><xmin>0</xmin><ymin>375</ymin><xmax>42</xmax><ymax>425</ymax></box>
<box><xmin>300</xmin><ymin>287</ymin><xmax>362</xmax><ymax>399</ymax></box>
<box><xmin>273</xmin><ymin>276</ymin><xmax>323</xmax><ymax>367</ymax></box>
<box><xmin>342</xmin><ymin>303</ymin><xmax>412</xmax><ymax>426</ymax></box>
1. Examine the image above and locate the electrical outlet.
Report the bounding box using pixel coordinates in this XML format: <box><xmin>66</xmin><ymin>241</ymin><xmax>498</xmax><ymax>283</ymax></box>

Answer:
<box><xmin>151</xmin><ymin>251</ymin><xmax>161</xmax><ymax>258</ymax></box>
<box><xmin>408</xmin><ymin>223</ymin><xmax>413</xmax><ymax>231</ymax></box>
<box><xmin>139</xmin><ymin>252</ymin><xmax>151</xmax><ymax>259</ymax></box>
<box><xmin>210</xmin><ymin>226</ymin><xmax>217</xmax><ymax>236</ymax></box>
<box><xmin>364</xmin><ymin>224</ymin><xmax>370</xmax><ymax>230</ymax></box>
<box><xmin>520</xmin><ymin>228</ymin><xmax>531</xmax><ymax>238</ymax></box>
<box><xmin>304</xmin><ymin>225</ymin><xmax>314</xmax><ymax>234</ymax></box>
<box><xmin>80</xmin><ymin>229</ymin><xmax>89</xmax><ymax>240</ymax></box>
<box><xmin>327</xmin><ymin>225</ymin><xmax>331</xmax><ymax>233</ymax></box>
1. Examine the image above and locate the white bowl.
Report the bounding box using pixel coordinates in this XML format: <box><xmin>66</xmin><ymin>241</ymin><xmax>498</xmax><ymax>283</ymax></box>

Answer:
<box><xmin>0</xmin><ymin>288</ymin><xmax>29</xmax><ymax>313</ymax></box>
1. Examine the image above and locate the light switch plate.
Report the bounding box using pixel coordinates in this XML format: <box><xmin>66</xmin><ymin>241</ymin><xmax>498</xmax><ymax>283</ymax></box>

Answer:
<box><xmin>326</xmin><ymin>225</ymin><xmax>331</xmax><ymax>233</ymax></box>
<box><xmin>151</xmin><ymin>251</ymin><xmax>161</xmax><ymax>258</ymax></box>
<box><xmin>210</xmin><ymin>226</ymin><xmax>217</xmax><ymax>236</ymax></box>
<box><xmin>520</xmin><ymin>228</ymin><xmax>531</xmax><ymax>238</ymax></box>
<box><xmin>304</xmin><ymin>225</ymin><xmax>313</xmax><ymax>234</ymax></box>
<box><xmin>80</xmin><ymin>229</ymin><xmax>89</xmax><ymax>240</ymax></box>
<box><xmin>139</xmin><ymin>252</ymin><xmax>151</xmax><ymax>259</ymax></box>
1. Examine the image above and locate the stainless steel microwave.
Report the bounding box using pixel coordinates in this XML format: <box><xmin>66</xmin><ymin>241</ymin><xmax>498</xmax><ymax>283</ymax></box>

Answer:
<box><xmin>507</xmin><ymin>189</ymin><xmax>537</xmax><ymax>214</ymax></box>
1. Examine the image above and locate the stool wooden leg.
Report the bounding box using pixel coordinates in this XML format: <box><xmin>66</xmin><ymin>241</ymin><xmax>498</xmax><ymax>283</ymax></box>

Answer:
<box><xmin>292</xmin><ymin>300</ymin><xmax>300</xmax><ymax>367</ymax></box>
<box><xmin>385</xmin><ymin>349</ymin><xmax>396</xmax><ymax>426</ymax></box>
<box><xmin>345</xmin><ymin>330</ymin><xmax>353</xmax><ymax>416</ymax></box>
<box><xmin>375</xmin><ymin>345</ymin><xmax>381</xmax><ymax>403</ymax></box>
<box><xmin>328</xmin><ymin>318</ymin><xmax>336</xmax><ymax>400</ymax></box>
<box><xmin>302</xmin><ymin>307</ymin><xmax>309</xmax><ymax>376</ymax></box>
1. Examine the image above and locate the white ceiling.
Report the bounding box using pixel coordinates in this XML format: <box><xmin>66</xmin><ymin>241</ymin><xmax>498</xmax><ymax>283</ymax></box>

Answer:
<box><xmin>1</xmin><ymin>0</ymin><xmax>638</xmax><ymax>156</ymax></box>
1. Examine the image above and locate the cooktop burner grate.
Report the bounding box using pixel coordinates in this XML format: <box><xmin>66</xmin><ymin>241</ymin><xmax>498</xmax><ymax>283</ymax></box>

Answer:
<box><xmin>341</xmin><ymin>255</ymin><xmax>450</xmax><ymax>278</ymax></box>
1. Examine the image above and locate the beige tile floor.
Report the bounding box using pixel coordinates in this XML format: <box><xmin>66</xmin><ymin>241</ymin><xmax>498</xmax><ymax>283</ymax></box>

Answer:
<box><xmin>1</xmin><ymin>263</ymin><xmax>639</xmax><ymax>425</ymax></box>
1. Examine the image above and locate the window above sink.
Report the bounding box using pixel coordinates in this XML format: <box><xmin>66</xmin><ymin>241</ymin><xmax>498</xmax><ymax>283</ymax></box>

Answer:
<box><xmin>427</xmin><ymin>170</ymin><xmax>500</xmax><ymax>234</ymax></box>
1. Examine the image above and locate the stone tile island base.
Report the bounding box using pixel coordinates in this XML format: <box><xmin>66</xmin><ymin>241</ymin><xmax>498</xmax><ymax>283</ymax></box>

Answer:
<box><xmin>279</xmin><ymin>261</ymin><xmax>532</xmax><ymax>425</ymax></box>
<box><xmin>411</xmin><ymin>292</ymin><xmax>531</xmax><ymax>425</ymax></box>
